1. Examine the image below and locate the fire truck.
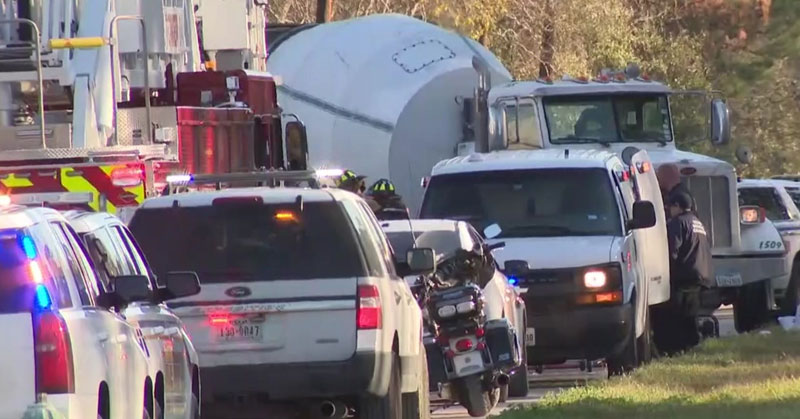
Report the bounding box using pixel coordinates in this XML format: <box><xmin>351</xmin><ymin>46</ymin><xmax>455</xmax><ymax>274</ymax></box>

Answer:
<box><xmin>0</xmin><ymin>0</ymin><xmax>309</xmax><ymax>222</ymax></box>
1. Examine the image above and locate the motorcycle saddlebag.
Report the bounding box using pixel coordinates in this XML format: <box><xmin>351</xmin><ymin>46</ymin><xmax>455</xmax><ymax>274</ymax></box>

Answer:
<box><xmin>424</xmin><ymin>335</ymin><xmax>448</xmax><ymax>388</ymax></box>
<box><xmin>484</xmin><ymin>318</ymin><xmax>520</xmax><ymax>370</ymax></box>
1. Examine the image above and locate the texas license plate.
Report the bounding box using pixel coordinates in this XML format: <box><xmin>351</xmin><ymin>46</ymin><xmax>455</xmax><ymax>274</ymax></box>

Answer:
<box><xmin>452</xmin><ymin>352</ymin><xmax>485</xmax><ymax>376</ymax></box>
<box><xmin>716</xmin><ymin>273</ymin><xmax>743</xmax><ymax>287</ymax></box>
<box><xmin>217</xmin><ymin>318</ymin><xmax>264</xmax><ymax>342</ymax></box>
<box><xmin>526</xmin><ymin>327</ymin><xmax>536</xmax><ymax>346</ymax></box>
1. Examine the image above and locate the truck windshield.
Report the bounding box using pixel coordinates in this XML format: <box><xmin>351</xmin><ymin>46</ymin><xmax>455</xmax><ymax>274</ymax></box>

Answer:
<box><xmin>129</xmin><ymin>201</ymin><xmax>367</xmax><ymax>283</ymax></box>
<box><xmin>543</xmin><ymin>94</ymin><xmax>672</xmax><ymax>145</ymax></box>
<box><xmin>419</xmin><ymin>168</ymin><xmax>623</xmax><ymax>238</ymax></box>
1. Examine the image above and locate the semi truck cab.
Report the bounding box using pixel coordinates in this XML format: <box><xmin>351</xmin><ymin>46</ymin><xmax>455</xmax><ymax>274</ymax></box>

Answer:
<box><xmin>471</xmin><ymin>66</ymin><xmax>786</xmax><ymax>332</ymax></box>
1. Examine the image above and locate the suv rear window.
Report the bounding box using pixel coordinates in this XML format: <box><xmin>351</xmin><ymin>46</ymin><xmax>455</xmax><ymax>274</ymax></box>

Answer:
<box><xmin>129</xmin><ymin>201</ymin><xmax>367</xmax><ymax>283</ymax></box>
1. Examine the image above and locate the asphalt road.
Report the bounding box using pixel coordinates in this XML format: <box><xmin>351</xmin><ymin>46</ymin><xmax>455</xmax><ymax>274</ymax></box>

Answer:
<box><xmin>433</xmin><ymin>306</ymin><xmax>736</xmax><ymax>418</ymax></box>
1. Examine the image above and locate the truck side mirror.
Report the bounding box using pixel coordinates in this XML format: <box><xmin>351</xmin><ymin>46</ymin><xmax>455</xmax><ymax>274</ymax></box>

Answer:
<box><xmin>285</xmin><ymin>121</ymin><xmax>309</xmax><ymax>170</ymax></box>
<box><xmin>503</xmin><ymin>260</ymin><xmax>530</xmax><ymax>277</ymax></box>
<box><xmin>629</xmin><ymin>200</ymin><xmax>657</xmax><ymax>230</ymax></box>
<box><xmin>710</xmin><ymin>99</ymin><xmax>731</xmax><ymax>146</ymax></box>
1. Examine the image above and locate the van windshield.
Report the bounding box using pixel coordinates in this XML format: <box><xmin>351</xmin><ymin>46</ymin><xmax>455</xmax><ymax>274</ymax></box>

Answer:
<box><xmin>129</xmin><ymin>201</ymin><xmax>367</xmax><ymax>283</ymax></box>
<box><xmin>419</xmin><ymin>168</ymin><xmax>623</xmax><ymax>238</ymax></box>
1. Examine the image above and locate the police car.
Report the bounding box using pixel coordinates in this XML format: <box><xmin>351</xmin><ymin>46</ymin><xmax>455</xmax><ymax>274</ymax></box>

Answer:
<box><xmin>0</xmin><ymin>203</ymin><xmax>155</xmax><ymax>418</ymax></box>
<box><xmin>66</xmin><ymin>210</ymin><xmax>202</xmax><ymax>419</ymax></box>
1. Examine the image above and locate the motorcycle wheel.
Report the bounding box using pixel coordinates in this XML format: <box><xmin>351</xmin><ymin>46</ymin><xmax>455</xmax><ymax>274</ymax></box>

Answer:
<box><xmin>454</xmin><ymin>375</ymin><xmax>497</xmax><ymax>417</ymax></box>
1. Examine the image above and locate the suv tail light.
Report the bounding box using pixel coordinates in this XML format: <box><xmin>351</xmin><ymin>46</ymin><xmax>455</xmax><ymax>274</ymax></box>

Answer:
<box><xmin>357</xmin><ymin>285</ymin><xmax>382</xmax><ymax>329</ymax></box>
<box><xmin>33</xmin><ymin>311</ymin><xmax>75</xmax><ymax>394</ymax></box>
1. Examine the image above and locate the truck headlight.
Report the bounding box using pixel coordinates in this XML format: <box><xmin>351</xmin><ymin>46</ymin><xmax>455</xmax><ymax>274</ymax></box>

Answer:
<box><xmin>438</xmin><ymin>305</ymin><xmax>456</xmax><ymax>318</ymax></box>
<box><xmin>584</xmin><ymin>270</ymin><xmax>607</xmax><ymax>288</ymax></box>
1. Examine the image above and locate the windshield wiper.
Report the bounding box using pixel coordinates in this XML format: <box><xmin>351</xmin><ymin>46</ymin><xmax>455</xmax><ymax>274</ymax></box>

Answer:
<box><xmin>553</xmin><ymin>137</ymin><xmax>612</xmax><ymax>147</ymax></box>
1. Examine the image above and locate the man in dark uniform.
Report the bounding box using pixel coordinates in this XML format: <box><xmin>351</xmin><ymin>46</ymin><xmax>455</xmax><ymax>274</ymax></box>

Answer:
<box><xmin>656</xmin><ymin>163</ymin><xmax>696</xmax><ymax>211</ymax></box>
<box><xmin>652</xmin><ymin>190</ymin><xmax>714</xmax><ymax>355</ymax></box>
<box><xmin>366</xmin><ymin>179</ymin><xmax>410</xmax><ymax>220</ymax></box>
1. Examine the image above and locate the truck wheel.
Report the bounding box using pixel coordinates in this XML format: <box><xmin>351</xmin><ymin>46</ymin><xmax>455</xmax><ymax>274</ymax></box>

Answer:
<box><xmin>734</xmin><ymin>280</ymin><xmax>770</xmax><ymax>333</ymax></box>
<box><xmin>508</xmin><ymin>314</ymin><xmax>530</xmax><ymax>397</ymax></box>
<box><xmin>607</xmin><ymin>306</ymin><xmax>638</xmax><ymax>377</ymax></box>
<box><xmin>360</xmin><ymin>352</ymin><xmax>402</xmax><ymax>419</ymax></box>
<box><xmin>636</xmin><ymin>307</ymin><xmax>653</xmax><ymax>366</ymax></box>
<box><xmin>780</xmin><ymin>263</ymin><xmax>800</xmax><ymax>316</ymax></box>
<box><xmin>402</xmin><ymin>343</ymin><xmax>430</xmax><ymax>419</ymax></box>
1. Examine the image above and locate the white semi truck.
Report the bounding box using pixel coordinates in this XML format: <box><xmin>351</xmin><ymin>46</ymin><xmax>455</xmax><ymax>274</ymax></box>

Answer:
<box><xmin>266</xmin><ymin>13</ymin><xmax>787</xmax><ymax>332</ymax></box>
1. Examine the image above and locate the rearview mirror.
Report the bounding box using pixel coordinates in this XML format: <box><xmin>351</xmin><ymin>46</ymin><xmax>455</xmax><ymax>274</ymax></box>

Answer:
<box><xmin>710</xmin><ymin>99</ymin><xmax>731</xmax><ymax>146</ymax></box>
<box><xmin>406</xmin><ymin>248</ymin><xmax>436</xmax><ymax>275</ymax></box>
<box><xmin>483</xmin><ymin>223</ymin><xmax>502</xmax><ymax>240</ymax></box>
<box><xmin>629</xmin><ymin>200</ymin><xmax>657</xmax><ymax>230</ymax></box>
<box><xmin>285</xmin><ymin>120</ymin><xmax>309</xmax><ymax>170</ymax></box>
<box><xmin>503</xmin><ymin>260</ymin><xmax>530</xmax><ymax>277</ymax></box>
<box><xmin>111</xmin><ymin>275</ymin><xmax>152</xmax><ymax>305</ymax></box>
<box><xmin>160</xmin><ymin>271</ymin><xmax>201</xmax><ymax>301</ymax></box>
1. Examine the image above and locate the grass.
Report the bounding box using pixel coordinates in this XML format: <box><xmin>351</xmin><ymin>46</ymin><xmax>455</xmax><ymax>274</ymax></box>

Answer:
<box><xmin>498</xmin><ymin>329</ymin><xmax>800</xmax><ymax>419</ymax></box>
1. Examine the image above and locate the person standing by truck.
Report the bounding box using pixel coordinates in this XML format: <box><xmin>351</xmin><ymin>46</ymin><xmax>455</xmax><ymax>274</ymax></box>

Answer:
<box><xmin>652</xmin><ymin>190</ymin><xmax>714</xmax><ymax>355</ymax></box>
<box><xmin>656</xmin><ymin>163</ymin><xmax>696</xmax><ymax>211</ymax></box>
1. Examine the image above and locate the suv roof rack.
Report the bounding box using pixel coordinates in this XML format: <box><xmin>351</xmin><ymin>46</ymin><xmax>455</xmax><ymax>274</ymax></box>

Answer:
<box><xmin>164</xmin><ymin>169</ymin><xmax>341</xmax><ymax>195</ymax></box>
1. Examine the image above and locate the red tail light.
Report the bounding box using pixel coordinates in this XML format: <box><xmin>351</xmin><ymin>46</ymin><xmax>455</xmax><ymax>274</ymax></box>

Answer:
<box><xmin>455</xmin><ymin>338</ymin><xmax>473</xmax><ymax>352</ymax></box>
<box><xmin>33</xmin><ymin>312</ymin><xmax>74</xmax><ymax>394</ymax></box>
<box><xmin>357</xmin><ymin>285</ymin><xmax>381</xmax><ymax>329</ymax></box>
<box><xmin>110</xmin><ymin>166</ymin><xmax>144</xmax><ymax>187</ymax></box>
<box><xmin>475</xmin><ymin>327</ymin><xmax>485</xmax><ymax>338</ymax></box>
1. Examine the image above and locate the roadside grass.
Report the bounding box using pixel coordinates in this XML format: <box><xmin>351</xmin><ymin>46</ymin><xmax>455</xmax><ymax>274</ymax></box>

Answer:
<box><xmin>498</xmin><ymin>329</ymin><xmax>800</xmax><ymax>419</ymax></box>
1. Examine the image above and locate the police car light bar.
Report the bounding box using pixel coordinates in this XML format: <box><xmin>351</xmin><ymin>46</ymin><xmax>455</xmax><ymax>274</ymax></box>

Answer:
<box><xmin>166</xmin><ymin>170</ymin><xmax>331</xmax><ymax>188</ymax></box>
<box><xmin>9</xmin><ymin>192</ymin><xmax>94</xmax><ymax>206</ymax></box>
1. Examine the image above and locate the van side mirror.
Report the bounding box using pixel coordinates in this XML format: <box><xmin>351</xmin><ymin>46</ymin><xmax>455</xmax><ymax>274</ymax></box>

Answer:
<box><xmin>629</xmin><ymin>200</ymin><xmax>657</xmax><ymax>230</ymax></box>
<box><xmin>710</xmin><ymin>99</ymin><xmax>731</xmax><ymax>146</ymax></box>
<box><xmin>160</xmin><ymin>271</ymin><xmax>201</xmax><ymax>301</ymax></box>
<box><xmin>284</xmin><ymin>120</ymin><xmax>309</xmax><ymax>170</ymax></box>
<box><xmin>406</xmin><ymin>248</ymin><xmax>436</xmax><ymax>275</ymax></box>
<box><xmin>483</xmin><ymin>223</ymin><xmax>502</xmax><ymax>240</ymax></box>
<box><xmin>503</xmin><ymin>260</ymin><xmax>530</xmax><ymax>277</ymax></box>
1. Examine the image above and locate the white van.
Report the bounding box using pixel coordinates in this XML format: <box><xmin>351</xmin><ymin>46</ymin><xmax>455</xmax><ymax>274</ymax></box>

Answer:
<box><xmin>419</xmin><ymin>149</ymin><xmax>670</xmax><ymax>375</ymax></box>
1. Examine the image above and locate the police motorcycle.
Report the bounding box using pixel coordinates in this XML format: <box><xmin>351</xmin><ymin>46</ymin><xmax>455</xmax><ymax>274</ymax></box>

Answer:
<box><xmin>411</xmin><ymin>226</ymin><xmax>522</xmax><ymax>417</ymax></box>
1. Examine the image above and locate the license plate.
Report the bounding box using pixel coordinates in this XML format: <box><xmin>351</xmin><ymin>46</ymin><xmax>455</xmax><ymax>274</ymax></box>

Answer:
<box><xmin>526</xmin><ymin>327</ymin><xmax>536</xmax><ymax>346</ymax></box>
<box><xmin>452</xmin><ymin>352</ymin><xmax>484</xmax><ymax>375</ymax></box>
<box><xmin>216</xmin><ymin>319</ymin><xmax>264</xmax><ymax>342</ymax></box>
<box><xmin>716</xmin><ymin>273</ymin><xmax>743</xmax><ymax>287</ymax></box>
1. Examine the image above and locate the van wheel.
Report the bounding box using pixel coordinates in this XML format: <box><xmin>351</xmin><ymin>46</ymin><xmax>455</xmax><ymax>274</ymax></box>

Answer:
<box><xmin>607</xmin><ymin>306</ymin><xmax>638</xmax><ymax>377</ymax></box>
<box><xmin>360</xmin><ymin>352</ymin><xmax>402</xmax><ymax>418</ymax></box>
<box><xmin>636</xmin><ymin>308</ymin><xmax>653</xmax><ymax>366</ymax></box>
<box><xmin>402</xmin><ymin>343</ymin><xmax>430</xmax><ymax>419</ymax></box>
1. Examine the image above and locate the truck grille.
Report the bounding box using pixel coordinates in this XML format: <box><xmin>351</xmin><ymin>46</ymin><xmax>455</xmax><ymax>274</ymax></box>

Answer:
<box><xmin>683</xmin><ymin>175</ymin><xmax>733</xmax><ymax>248</ymax></box>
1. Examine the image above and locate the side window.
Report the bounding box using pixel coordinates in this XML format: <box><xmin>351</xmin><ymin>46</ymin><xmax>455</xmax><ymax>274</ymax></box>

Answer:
<box><xmin>61</xmin><ymin>224</ymin><xmax>103</xmax><ymax>300</ymax></box>
<box><xmin>503</xmin><ymin>99</ymin><xmax>541</xmax><ymax>148</ymax></box>
<box><xmin>113</xmin><ymin>226</ymin><xmax>148</xmax><ymax>276</ymax></box>
<box><xmin>49</xmin><ymin>223</ymin><xmax>93</xmax><ymax>306</ymax></box>
<box><xmin>84</xmin><ymin>226</ymin><xmax>133</xmax><ymax>290</ymax></box>
<box><xmin>358</xmin><ymin>202</ymin><xmax>399</xmax><ymax>277</ymax></box>
<box><xmin>340</xmin><ymin>199</ymin><xmax>385</xmax><ymax>277</ymax></box>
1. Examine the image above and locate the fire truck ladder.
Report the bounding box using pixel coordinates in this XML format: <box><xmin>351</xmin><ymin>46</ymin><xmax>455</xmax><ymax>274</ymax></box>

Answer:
<box><xmin>0</xmin><ymin>17</ymin><xmax>45</xmax><ymax>148</ymax></box>
<box><xmin>0</xmin><ymin>14</ymin><xmax>167</xmax><ymax>164</ymax></box>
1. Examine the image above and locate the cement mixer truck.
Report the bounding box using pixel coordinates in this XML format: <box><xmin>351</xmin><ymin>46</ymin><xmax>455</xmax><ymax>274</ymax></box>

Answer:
<box><xmin>266</xmin><ymin>14</ymin><xmax>787</xmax><ymax>334</ymax></box>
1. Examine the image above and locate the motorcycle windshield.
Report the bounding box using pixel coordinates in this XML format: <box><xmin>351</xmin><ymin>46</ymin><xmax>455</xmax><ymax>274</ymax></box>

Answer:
<box><xmin>415</xmin><ymin>230</ymin><xmax>472</xmax><ymax>264</ymax></box>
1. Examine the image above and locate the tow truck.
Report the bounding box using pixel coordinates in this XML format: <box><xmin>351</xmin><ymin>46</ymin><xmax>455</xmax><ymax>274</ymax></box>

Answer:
<box><xmin>0</xmin><ymin>0</ymin><xmax>309</xmax><ymax>222</ymax></box>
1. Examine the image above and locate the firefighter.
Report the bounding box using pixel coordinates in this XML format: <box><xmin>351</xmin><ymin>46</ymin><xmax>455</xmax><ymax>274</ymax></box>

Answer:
<box><xmin>337</xmin><ymin>169</ymin><xmax>381</xmax><ymax>211</ymax></box>
<box><xmin>368</xmin><ymin>179</ymin><xmax>407</xmax><ymax>211</ymax></box>
<box><xmin>652</xmin><ymin>190</ymin><xmax>714</xmax><ymax>356</ymax></box>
